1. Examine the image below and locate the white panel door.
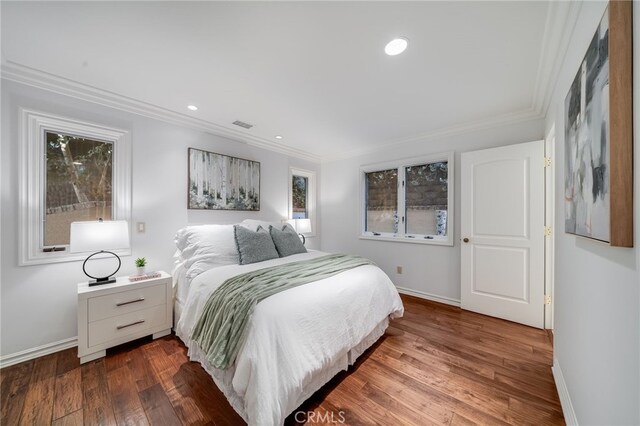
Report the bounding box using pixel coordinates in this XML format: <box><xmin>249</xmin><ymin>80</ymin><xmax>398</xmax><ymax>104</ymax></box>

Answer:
<box><xmin>461</xmin><ymin>140</ymin><xmax>545</xmax><ymax>328</ymax></box>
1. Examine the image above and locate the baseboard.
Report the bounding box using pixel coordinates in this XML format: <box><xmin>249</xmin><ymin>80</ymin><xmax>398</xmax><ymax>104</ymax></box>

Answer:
<box><xmin>0</xmin><ymin>337</ymin><xmax>78</xmax><ymax>369</ymax></box>
<box><xmin>395</xmin><ymin>286</ymin><xmax>461</xmax><ymax>307</ymax></box>
<box><xmin>552</xmin><ymin>356</ymin><xmax>579</xmax><ymax>425</ymax></box>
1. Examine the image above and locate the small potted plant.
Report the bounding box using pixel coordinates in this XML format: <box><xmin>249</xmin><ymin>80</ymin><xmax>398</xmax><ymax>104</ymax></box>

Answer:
<box><xmin>135</xmin><ymin>257</ymin><xmax>147</xmax><ymax>276</ymax></box>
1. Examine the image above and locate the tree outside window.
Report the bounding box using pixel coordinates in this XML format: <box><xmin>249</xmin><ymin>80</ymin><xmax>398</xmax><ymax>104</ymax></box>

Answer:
<box><xmin>45</xmin><ymin>132</ymin><xmax>113</xmax><ymax>246</ymax></box>
<box><xmin>292</xmin><ymin>175</ymin><xmax>308</xmax><ymax>219</ymax></box>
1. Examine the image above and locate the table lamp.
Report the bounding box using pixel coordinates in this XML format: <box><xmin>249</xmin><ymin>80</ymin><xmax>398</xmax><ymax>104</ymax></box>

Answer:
<box><xmin>286</xmin><ymin>218</ymin><xmax>312</xmax><ymax>245</ymax></box>
<box><xmin>70</xmin><ymin>219</ymin><xmax>130</xmax><ymax>286</ymax></box>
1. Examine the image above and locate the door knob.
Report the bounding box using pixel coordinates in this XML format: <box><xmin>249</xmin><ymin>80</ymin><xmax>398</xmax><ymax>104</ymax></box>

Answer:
<box><xmin>463</xmin><ymin>238</ymin><xmax>470</xmax><ymax>243</ymax></box>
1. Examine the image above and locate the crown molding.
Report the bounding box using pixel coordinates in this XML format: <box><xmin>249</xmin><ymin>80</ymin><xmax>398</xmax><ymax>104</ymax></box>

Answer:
<box><xmin>1</xmin><ymin>61</ymin><xmax>322</xmax><ymax>163</ymax></box>
<box><xmin>323</xmin><ymin>106</ymin><xmax>543</xmax><ymax>162</ymax></box>
<box><xmin>4</xmin><ymin>1</ymin><xmax>575</xmax><ymax>170</ymax></box>
<box><xmin>322</xmin><ymin>1</ymin><xmax>582</xmax><ymax>164</ymax></box>
<box><xmin>531</xmin><ymin>1</ymin><xmax>583</xmax><ymax>117</ymax></box>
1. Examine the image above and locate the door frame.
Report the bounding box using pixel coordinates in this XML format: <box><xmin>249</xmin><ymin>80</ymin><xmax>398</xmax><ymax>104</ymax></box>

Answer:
<box><xmin>544</xmin><ymin>125</ymin><xmax>556</xmax><ymax>330</ymax></box>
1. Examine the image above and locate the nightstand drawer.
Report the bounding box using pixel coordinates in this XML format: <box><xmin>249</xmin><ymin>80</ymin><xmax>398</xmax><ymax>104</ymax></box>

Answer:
<box><xmin>88</xmin><ymin>304</ymin><xmax>167</xmax><ymax>347</ymax></box>
<box><xmin>88</xmin><ymin>283</ymin><xmax>166</xmax><ymax>322</ymax></box>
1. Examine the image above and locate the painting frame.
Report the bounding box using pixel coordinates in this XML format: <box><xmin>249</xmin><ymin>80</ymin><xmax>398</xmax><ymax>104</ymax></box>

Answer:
<box><xmin>564</xmin><ymin>1</ymin><xmax>633</xmax><ymax>247</ymax></box>
<box><xmin>188</xmin><ymin>148</ymin><xmax>261</xmax><ymax>211</ymax></box>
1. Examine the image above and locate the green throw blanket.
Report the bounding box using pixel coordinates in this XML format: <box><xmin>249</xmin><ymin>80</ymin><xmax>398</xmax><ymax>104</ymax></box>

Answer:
<box><xmin>191</xmin><ymin>254</ymin><xmax>374</xmax><ymax>369</ymax></box>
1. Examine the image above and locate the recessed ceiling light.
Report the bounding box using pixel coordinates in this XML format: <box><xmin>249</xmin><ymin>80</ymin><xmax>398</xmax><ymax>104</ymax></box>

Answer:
<box><xmin>187</xmin><ymin>105</ymin><xmax>198</xmax><ymax>111</ymax></box>
<box><xmin>385</xmin><ymin>37</ymin><xmax>408</xmax><ymax>56</ymax></box>
<box><xmin>275</xmin><ymin>135</ymin><xmax>283</xmax><ymax>140</ymax></box>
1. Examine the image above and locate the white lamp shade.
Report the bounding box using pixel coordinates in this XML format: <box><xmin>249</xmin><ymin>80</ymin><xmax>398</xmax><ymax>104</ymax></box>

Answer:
<box><xmin>70</xmin><ymin>220</ymin><xmax>130</xmax><ymax>253</ymax></box>
<box><xmin>286</xmin><ymin>218</ymin><xmax>311</xmax><ymax>234</ymax></box>
<box><xmin>296</xmin><ymin>218</ymin><xmax>312</xmax><ymax>234</ymax></box>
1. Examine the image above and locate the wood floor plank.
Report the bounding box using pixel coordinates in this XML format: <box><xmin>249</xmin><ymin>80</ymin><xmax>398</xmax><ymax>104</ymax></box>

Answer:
<box><xmin>145</xmin><ymin>340</ymin><xmax>181</xmax><ymax>394</ymax></box>
<box><xmin>402</xmin><ymin>295</ymin><xmax>552</xmax><ymax>348</ymax></box>
<box><xmin>107</xmin><ymin>366</ymin><xmax>149</xmax><ymax>426</ymax></box>
<box><xmin>56</xmin><ymin>348</ymin><xmax>80</xmax><ymax>376</ymax></box>
<box><xmin>143</xmin><ymin>342</ymin><xmax>175</xmax><ymax>380</ymax></box>
<box><xmin>393</xmin><ymin>351</ymin><xmax>562</xmax><ymax>424</ymax></box>
<box><xmin>359</xmin><ymin>380</ymin><xmax>445</xmax><ymax>426</ymax></box>
<box><xmin>52</xmin><ymin>409</ymin><xmax>84</xmax><ymax>426</ymax></box>
<box><xmin>138</xmin><ymin>383</ymin><xmax>181</xmax><ymax>425</ymax></box>
<box><xmin>19</xmin><ymin>352</ymin><xmax>58</xmax><ymax>425</ymax></box>
<box><xmin>53</xmin><ymin>367</ymin><xmax>82</xmax><ymax>420</ymax></box>
<box><xmin>359</xmin><ymin>355</ymin><xmax>510</xmax><ymax>426</ymax></box>
<box><xmin>104</xmin><ymin>350</ymin><xmax>131</xmax><ymax>374</ymax></box>
<box><xmin>163</xmin><ymin>352</ymin><xmax>211</xmax><ymax>425</ymax></box>
<box><xmin>126</xmin><ymin>347</ymin><xmax>159</xmax><ymax>392</ymax></box>
<box><xmin>328</xmin><ymin>382</ymin><xmax>422</xmax><ymax>426</ymax></box>
<box><xmin>1</xmin><ymin>295</ymin><xmax>563</xmax><ymax>426</ymax></box>
<box><xmin>401</xmin><ymin>309</ymin><xmax>552</xmax><ymax>357</ymax></box>
<box><xmin>0</xmin><ymin>360</ymin><xmax>34</xmax><ymax>425</ymax></box>
<box><xmin>165</xmin><ymin>384</ymin><xmax>209</xmax><ymax>425</ymax></box>
<box><xmin>182</xmin><ymin>362</ymin><xmax>245</xmax><ymax>426</ymax></box>
<box><xmin>158</xmin><ymin>336</ymin><xmax>184</xmax><ymax>356</ymax></box>
<box><xmin>394</xmin><ymin>316</ymin><xmax>551</xmax><ymax>365</ymax></box>
<box><xmin>81</xmin><ymin>360</ymin><xmax>117</xmax><ymax>426</ymax></box>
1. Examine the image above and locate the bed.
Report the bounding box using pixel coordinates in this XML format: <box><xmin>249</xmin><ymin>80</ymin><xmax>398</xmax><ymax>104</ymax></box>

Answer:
<box><xmin>172</xmin><ymin>220</ymin><xmax>404</xmax><ymax>425</ymax></box>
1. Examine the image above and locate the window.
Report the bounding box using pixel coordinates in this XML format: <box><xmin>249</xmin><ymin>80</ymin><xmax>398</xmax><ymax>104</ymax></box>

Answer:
<box><xmin>45</xmin><ymin>132</ymin><xmax>113</xmax><ymax>247</ymax></box>
<box><xmin>365</xmin><ymin>168</ymin><xmax>398</xmax><ymax>233</ymax></box>
<box><xmin>19</xmin><ymin>109</ymin><xmax>131</xmax><ymax>265</ymax></box>
<box><xmin>360</xmin><ymin>152</ymin><xmax>454</xmax><ymax>246</ymax></box>
<box><xmin>292</xmin><ymin>175</ymin><xmax>309</xmax><ymax>219</ymax></box>
<box><xmin>289</xmin><ymin>167</ymin><xmax>316</xmax><ymax>235</ymax></box>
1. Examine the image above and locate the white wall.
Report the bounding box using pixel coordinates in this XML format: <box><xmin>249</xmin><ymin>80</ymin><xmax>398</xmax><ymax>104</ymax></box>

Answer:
<box><xmin>544</xmin><ymin>2</ymin><xmax>639</xmax><ymax>425</ymax></box>
<box><xmin>320</xmin><ymin>118</ymin><xmax>543</xmax><ymax>304</ymax></box>
<box><xmin>0</xmin><ymin>80</ymin><xmax>320</xmax><ymax>358</ymax></box>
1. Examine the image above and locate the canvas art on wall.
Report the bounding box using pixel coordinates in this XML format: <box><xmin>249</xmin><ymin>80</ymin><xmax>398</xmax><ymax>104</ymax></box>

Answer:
<box><xmin>564</xmin><ymin>2</ymin><xmax>633</xmax><ymax>246</ymax></box>
<box><xmin>564</xmin><ymin>7</ymin><xmax>610</xmax><ymax>242</ymax></box>
<box><xmin>188</xmin><ymin>148</ymin><xmax>260</xmax><ymax>211</ymax></box>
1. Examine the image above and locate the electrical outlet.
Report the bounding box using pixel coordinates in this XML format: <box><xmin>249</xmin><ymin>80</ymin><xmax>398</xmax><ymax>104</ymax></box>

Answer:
<box><xmin>396</xmin><ymin>266</ymin><xmax>403</xmax><ymax>274</ymax></box>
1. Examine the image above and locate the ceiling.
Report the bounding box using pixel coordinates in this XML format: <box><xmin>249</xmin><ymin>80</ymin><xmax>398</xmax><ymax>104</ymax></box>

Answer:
<box><xmin>2</xmin><ymin>1</ymin><xmax>571</xmax><ymax>162</ymax></box>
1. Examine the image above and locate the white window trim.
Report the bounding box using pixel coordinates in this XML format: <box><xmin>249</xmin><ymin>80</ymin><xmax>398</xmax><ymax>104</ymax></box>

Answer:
<box><xmin>19</xmin><ymin>108</ymin><xmax>132</xmax><ymax>265</ymax></box>
<box><xmin>359</xmin><ymin>151</ymin><xmax>454</xmax><ymax>246</ymax></box>
<box><xmin>288</xmin><ymin>167</ymin><xmax>316</xmax><ymax>238</ymax></box>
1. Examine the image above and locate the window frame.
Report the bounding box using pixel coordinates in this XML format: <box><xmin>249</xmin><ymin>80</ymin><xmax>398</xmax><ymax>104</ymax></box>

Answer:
<box><xmin>359</xmin><ymin>152</ymin><xmax>454</xmax><ymax>246</ymax></box>
<box><xmin>19</xmin><ymin>108</ymin><xmax>132</xmax><ymax>265</ymax></box>
<box><xmin>288</xmin><ymin>167</ymin><xmax>316</xmax><ymax>238</ymax></box>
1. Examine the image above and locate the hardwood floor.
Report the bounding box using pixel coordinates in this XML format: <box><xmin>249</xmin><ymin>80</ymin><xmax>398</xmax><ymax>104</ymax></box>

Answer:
<box><xmin>1</xmin><ymin>295</ymin><xmax>564</xmax><ymax>425</ymax></box>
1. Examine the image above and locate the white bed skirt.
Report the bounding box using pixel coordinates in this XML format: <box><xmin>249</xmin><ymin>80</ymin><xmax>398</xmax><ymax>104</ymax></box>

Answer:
<box><xmin>174</xmin><ymin>300</ymin><xmax>389</xmax><ymax>424</ymax></box>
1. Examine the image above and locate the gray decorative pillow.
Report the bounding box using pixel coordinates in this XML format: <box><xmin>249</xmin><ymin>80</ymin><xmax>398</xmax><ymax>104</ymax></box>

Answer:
<box><xmin>233</xmin><ymin>225</ymin><xmax>280</xmax><ymax>265</ymax></box>
<box><xmin>269</xmin><ymin>225</ymin><xmax>307</xmax><ymax>257</ymax></box>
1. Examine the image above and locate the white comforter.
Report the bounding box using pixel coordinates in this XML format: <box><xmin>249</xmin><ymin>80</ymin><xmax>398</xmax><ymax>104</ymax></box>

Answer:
<box><xmin>175</xmin><ymin>250</ymin><xmax>404</xmax><ymax>426</ymax></box>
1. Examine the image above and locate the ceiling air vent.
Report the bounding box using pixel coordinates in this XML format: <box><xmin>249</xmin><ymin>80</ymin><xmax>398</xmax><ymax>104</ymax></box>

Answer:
<box><xmin>232</xmin><ymin>120</ymin><xmax>254</xmax><ymax>129</ymax></box>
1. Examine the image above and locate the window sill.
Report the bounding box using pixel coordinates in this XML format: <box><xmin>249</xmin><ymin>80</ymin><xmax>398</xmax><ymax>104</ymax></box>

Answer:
<box><xmin>359</xmin><ymin>235</ymin><xmax>453</xmax><ymax>246</ymax></box>
<box><xmin>19</xmin><ymin>248</ymin><xmax>132</xmax><ymax>266</ymax></box>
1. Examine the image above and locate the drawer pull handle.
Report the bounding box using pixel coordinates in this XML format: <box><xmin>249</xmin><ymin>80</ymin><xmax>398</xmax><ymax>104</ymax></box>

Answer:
<box><xmin>116</xmin><ymin>297</ymin><xmax>145</xmax><ymax>307</ymax></box>
<box><xmin>116</xmin><ymin>319</ymin><xmax>145</xmax><ymax>330</ymax></box>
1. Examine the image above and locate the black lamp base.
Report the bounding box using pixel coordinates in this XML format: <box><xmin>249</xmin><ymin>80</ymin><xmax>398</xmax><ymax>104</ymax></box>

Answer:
<box><xmin>88</xmin><ymin>277</ymin><xmax>117</xmax><ymax>286</ymax></box>
<box><xmin>83</xmin><ymin>250</ymin><xmax>122</xmax><ymax>286</ymax></box>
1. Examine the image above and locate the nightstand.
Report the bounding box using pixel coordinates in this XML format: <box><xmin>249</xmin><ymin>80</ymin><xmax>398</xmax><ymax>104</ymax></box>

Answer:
<box><xmin>77</xmin><ymin>271</ymin><xmax>172</xmax><ymax>364</ymax></box>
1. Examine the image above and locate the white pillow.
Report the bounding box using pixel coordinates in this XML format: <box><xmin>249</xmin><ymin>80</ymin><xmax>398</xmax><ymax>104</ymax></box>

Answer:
<box><xmin>174</xmin><ymin>224</ymin><xmax>239</xmax><ymax>281</ymax></box>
